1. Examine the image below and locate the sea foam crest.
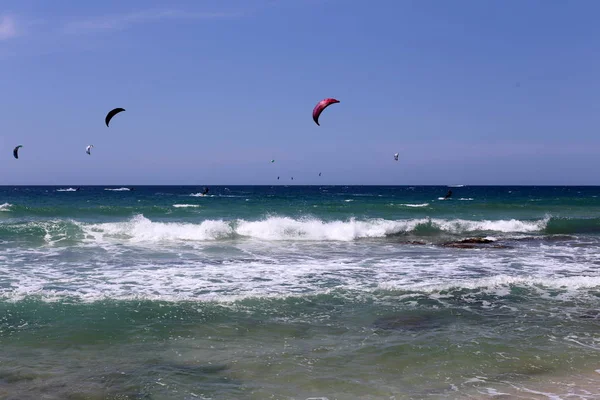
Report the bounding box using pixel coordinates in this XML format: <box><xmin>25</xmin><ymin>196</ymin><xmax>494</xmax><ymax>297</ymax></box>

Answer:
<box><xmin>80</xmin><ymin>215</ymin><xmax>549</xmax><ymax>243</ymax></box>
<box><xmin>84</xmin><ymin>215</ymin><xmax>232</xmax><ymax>242</ymax></box>
<box><xmin>381</xmin><ymin>275</ymin><xmax>600</xmax><ymax>294</ymax></box>
<box><xmin>0</xmin><ymin>203</ymin><xmax>12</xmax><ymax>211</ymax></box>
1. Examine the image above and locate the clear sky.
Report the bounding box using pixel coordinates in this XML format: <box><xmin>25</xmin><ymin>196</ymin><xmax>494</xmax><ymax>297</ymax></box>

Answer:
<box><xmin>1</xmin><ymin>0</ymin><xmax>599</xmax><ymax>185</ymax></box>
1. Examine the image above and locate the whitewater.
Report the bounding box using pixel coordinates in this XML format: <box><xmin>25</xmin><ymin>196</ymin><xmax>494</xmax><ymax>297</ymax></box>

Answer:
<box><xmin>1</xmin><ymin>185</ymin><xmax>600</xmax><ymax>399</ymax></box>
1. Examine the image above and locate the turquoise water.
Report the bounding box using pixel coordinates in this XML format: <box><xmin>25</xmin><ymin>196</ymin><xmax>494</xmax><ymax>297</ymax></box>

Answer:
<box><xmin>1</xmin><ymin>185</ymin><xmax>600</xmax><ymax>399</ymax></box>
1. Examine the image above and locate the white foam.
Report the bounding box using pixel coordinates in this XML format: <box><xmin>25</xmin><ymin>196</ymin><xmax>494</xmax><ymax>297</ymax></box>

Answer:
<box><xmin>2</xmin><ymin>242</ymin><xmax>600</xmax><ymax>303</ymax></box>
<box><xmin>83</xmin><ymin>215</ymin><xmax>232</xmax><ymax>243</ymax></box>
<box><xmin>104</xmin><ymin>188</ymin><xmax>131</xmax><ymax>191</ymax></box>
<box><xmin>56</xmin><ymin>188</ymin><xmax>77</xmax><ymax>192</ymax></box>
<box><xmin>76</xmin><ymin>215</ymin><xmax>550</xmax><ymax>244</ymax></box>
<box><xmin>400</xmin><ymin>203</ymin><xmax>429</xmax><ymax>208</ymax></box>
<box><xmin>235</xmin><ymin>217</ymin><xmax>419</xmax><ymax>241</ymax></box>
<box><xmin>381</xmin><ymin>275</ymin><xmax>600</xmax><ymax>294</ymax></box>
<box><xmin>172</xmin><ymin>204</ymin><xmax>200</xmax><ymax>208</ymax></box>
<box><xmin>190</xmin><ymin>193</ymin><xmax>217</xmax><ymax>197</ymax></box>
<box><xmin>0</xmin><ymin>203</ymin><xmax>12</xmax><ymax>211</ymax></box>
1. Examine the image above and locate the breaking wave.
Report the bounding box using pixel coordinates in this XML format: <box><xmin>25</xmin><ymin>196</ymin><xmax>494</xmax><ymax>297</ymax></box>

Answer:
<box><xmin>0</xmin><ymin>215</ymin><xmax>597</xmax><ymax>244</ymax></box>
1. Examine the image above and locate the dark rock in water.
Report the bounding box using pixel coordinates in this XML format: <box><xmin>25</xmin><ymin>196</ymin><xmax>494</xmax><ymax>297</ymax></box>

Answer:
<box><xmin>399</xmin><ymin>240</ymin><xmax>427</xmax><ymax>245</ymax></box>
<box><xmin>579</xmin><ymin>311</ymin><xmax>600</xmax><ymax>320</ymax></box>
<box><xmin>0</xmin><ymin>368</ymin><xmax>40</xmax><ymax>384</ymax></box>
<box><xmin>458</xmin><ymin>238</ymin><xmax>495</xmax><ymax>244</ymax></box>
<box><xmin>492</xmin><ymin>364</ymin><xmax>556</xmax><ymax>381</ymax></box>
<box><xmin>153</xmin><ymin>362</ymin><xmax>229</xmax><ymax>376</ymax></box>
<box><xmin>440</xmin><ymin>237</ymin><xmax>511</xmax><ymax>249</ymax></box>
<box><xmin>373</xmin><ymin>313</ymin><xmax>440</xmax><ymax>331</ymax></box>
<box><xmin>442</xmin><ymin>243</ymin><xmax>478</xmax><ymax>249</ymax></box>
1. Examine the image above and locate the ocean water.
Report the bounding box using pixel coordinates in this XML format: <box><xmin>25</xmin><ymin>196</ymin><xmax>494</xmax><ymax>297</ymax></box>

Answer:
<box><xmin>1</xmin><ymin>185</ymin><xmax>600</xmax><ymax>399</ymax></box>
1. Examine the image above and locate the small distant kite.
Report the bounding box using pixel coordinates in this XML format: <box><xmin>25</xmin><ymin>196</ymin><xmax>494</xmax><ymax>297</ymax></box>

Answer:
<box><xmin>312</xmin><ymin>98</ymin><xmax>340</xmax><ymax>126</ymax></box>
<box><xmin>394</xmin><ymin>153</ymin><xmax>399</xmax><ymax>161</ymax></box>
<box><xmin>319</xmin><ymin>172</ymin><xmax>322</xmax><ymax>176</ymax></box>
<box><xmin>13</xmin><ymin>145</ymin><xmax>23</xmax><ymax>159</ymax></box>
<box><xmin>105</xmin><ymin>108</ymin><xmax>125</xmax><ymax>127</ymax></box>
<box><xmin>86</xmin><ymin>145</ymin><xmax>94</xmax><ymax>155</ymax></box>
<box><xmin>271</xmin><ymin>159</ymin><xmax>275</xmax><ymax>163</ymax></box>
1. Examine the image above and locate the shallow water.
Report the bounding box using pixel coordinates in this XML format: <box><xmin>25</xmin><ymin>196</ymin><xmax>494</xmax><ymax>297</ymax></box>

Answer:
<box><xmin>1</xmin><ymin>186</ymin><xmax>600</xmax><ymax>399</ymax></box>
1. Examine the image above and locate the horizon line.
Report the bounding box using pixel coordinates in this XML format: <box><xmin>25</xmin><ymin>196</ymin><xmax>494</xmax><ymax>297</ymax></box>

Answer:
<box><xmin>1</xmin><ymin>184</ymin><xmax>599</xmax><ymax>187</ymax></box>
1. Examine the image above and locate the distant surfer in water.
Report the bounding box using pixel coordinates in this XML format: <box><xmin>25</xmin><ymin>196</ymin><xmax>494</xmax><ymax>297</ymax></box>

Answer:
<box><xmin>444</xmin><ymin>190</ymin><xmax>453</xmax><ymax>199</ymax></box>
<box><xmin>202</xmin><ymin>187</ymin><xmax>209</xmax><ymax>195</ymax></box>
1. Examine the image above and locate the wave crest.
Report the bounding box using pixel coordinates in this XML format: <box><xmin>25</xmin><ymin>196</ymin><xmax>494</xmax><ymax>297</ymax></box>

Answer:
<box><xmin>3</xmin><ymin>215</ymin><xmax>595</xmax><ymax>244</ymax></box>
<box><xmin>78</xmin><ymin>215</ymin><xmax>549</xmax><ymax>243</ymax></box>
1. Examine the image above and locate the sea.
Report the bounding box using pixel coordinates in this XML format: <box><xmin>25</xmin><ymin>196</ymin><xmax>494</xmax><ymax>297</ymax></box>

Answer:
<box><xmin>1</xmin><ymin>185</ymin><xmax>600</xmax><ymax>399</ymax></box>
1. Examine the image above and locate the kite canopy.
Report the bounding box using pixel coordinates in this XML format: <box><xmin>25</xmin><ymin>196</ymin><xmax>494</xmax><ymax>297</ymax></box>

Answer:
<box><xmin>86</xmin><ymin>145</ymin><xmax>94</xmax><ymax>155</ymax></box>
<box><xmin>13</xmin><ymin>145</ymin><xmax>23</xmax><ymax>159</ymax></box>
<box><xmin>394</xmin><ymin>153</ymin><xmax>399</xmax><ymax>161</ymax></box>
<box><xmin>105</xmin><ymin>108</ymin><xmax>125</xmax><ymax>127</ymax></box>
<box><xmin>271</xmin><ymin>159</ymin><xmax>275</xmax><ymax>163</ymax></box>
<box><xmin>312</xmin><ymin>98</ymin><xmax>339</xmax><ymax>126</ymax></box>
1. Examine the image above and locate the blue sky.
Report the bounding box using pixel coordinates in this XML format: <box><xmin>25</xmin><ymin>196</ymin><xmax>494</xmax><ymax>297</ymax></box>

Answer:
<box><xmin>1</xmin><ymin>0</ymin><xmax>599</xmax><ymax>185</ymax></box>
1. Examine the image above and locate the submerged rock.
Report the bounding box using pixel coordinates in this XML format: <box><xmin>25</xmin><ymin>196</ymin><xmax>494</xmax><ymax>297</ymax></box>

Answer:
<box><xmin>399</xmin><ymin>240</ymin><xmax>427</xmax><ymax>245</ymax></box>
<box><xmin>441</xmin><ymin>238</ymin><xmax>510</xmax><ymax>249</ymax></box>
<box><xmin>457</xmin><ymin>238</ymin><xmax>495</xmax><ymax>244</ymax></box>
<box><xmin>373</xmin><ymin>313</ymin><xmax>440</xmax><ymax>331</ymax></box>
<box><xmin>579</xmin><ymin>311</ymin><xmax>600</xmax><ymax>320</ymax></box>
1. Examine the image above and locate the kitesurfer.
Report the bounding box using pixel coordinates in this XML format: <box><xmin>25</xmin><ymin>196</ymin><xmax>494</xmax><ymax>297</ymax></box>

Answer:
<box><xmin>313</xmin><ymin>98</ymin><xmax>340</xmax><ymax>126</ymax></box>
<box><xmin>105</xmin><ymin>108</ymin><xmax>125</xmax><ymax>127</ymax></box>
<box><xmin>444</xmin><ymin>190</ymin><xmax>453</xmax><ymax>199</ymax></box>
<box><xmin>13</xmin><ymin>145</ymin><xmax>23</xmax><ymax>159</ymax></box>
